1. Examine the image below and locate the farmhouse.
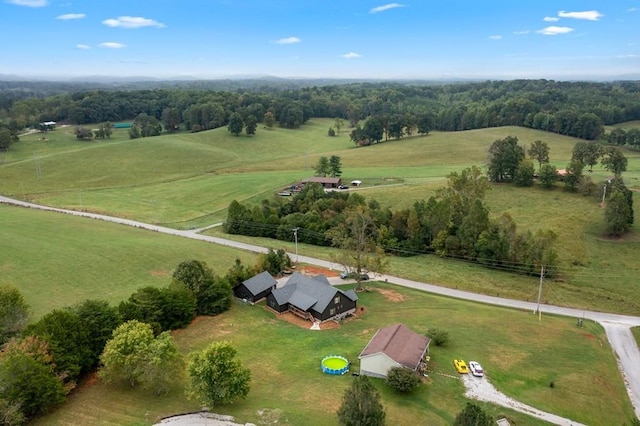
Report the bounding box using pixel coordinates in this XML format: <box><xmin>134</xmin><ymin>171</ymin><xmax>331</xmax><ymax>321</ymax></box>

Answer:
<box><xmin>266</xmin><ymin>272</ymin><xmax>358</xmax><ymax>322</ymax></box>
<box><xmin>358</xmin><ymin>323</ymin><xmax>430</xmax><ymax>378</ymax></box>
<box><xmin>233</xmin><ymin>270</ymin><xmax>277</xmax><ymax>303</ymax></box>
<box><xmin>300</xmin><ymin>177</ymin><xmax>342</xmax><ymax>189</ymax></box>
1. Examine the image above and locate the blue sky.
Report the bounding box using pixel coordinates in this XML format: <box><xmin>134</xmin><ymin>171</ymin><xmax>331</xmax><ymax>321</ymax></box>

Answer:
<box><xmin>1</xmin><ymin>0</ymin><xmax>638</xmax><ymax>80</ymax></box>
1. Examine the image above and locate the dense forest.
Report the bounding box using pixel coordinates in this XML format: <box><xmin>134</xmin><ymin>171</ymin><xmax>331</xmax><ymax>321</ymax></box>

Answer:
<box><xmin>1</xmin><ymin>79</ymin><xmax>640</xmax><ymax>144</ymax></box>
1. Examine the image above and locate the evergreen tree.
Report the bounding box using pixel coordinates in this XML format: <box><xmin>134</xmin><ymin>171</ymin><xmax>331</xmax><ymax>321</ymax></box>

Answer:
<box><xmin>454</xmin><ymin>402</ymin><xmax>492</xmax><ymax>426</ymax></box>
<box><xmin>329</xmin><ymin>155</ymin><xmax>342</xmax><ymax>177</ymax></box>
<box><xmin>337</xmin><ymin>375</ymin><xmax>386</xmax><ymax>426</ymax></box>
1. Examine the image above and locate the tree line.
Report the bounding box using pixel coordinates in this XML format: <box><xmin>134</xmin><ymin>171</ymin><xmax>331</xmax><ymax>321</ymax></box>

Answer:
<box><xmin>0</xmin><ymin>257</ymin><xmax>266</xmax><ymax>424</ymax></box>
<box><xmin>225</xmin><ymin>168</ymin><xmax>559</xmax><ymax>277</ymax></box>
<box><xmin>2</xmin><ymin>79</ymin><xmax>640</xmax><ymax>142</ymax></box>
<box><xmin>486</xmin><ymin>136</ymin><xmax>633</xmax><ymax>236</ymax></box>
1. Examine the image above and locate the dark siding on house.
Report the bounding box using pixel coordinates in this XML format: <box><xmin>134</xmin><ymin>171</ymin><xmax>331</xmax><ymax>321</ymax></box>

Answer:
<box><xmin>233</xmin><ymin>284</ymin><xmax>253</xmax><ymax>301</ymax></box>
<box><xmin>318</xmin><ymin>293</ymin><xmax>357</xmax><ymax>321</ymax></box>
<box><xmin>266</xmin><ymin>293</ymin><xmax>288</xmax><ymax>313</ymax></box>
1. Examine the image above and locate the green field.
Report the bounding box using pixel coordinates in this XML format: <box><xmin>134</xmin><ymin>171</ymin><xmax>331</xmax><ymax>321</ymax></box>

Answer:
<box><xmin>1</xmin><ymin>120</ymin><xmax>639</xmax><ymax>424</ymax></box>
<box><xmin>2</xmin><ymin>120</ymin><xmax>639</xmax><ymax>315</ymax></box>
<box><xmin>32</xmin><ymin>282</ymin><xmax>633</xmax><ymax>425</ymax></box>
<box><xmin>0</xmin><ymin>204</ymin><xmax>255</xmax><ymax>317</ymax></box>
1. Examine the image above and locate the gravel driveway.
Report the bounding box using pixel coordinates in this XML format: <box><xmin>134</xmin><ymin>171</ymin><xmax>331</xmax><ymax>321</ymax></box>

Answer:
<box><xmin>462</xmin><ymin>375</ymin><xmax>586</xmax><ymax>426</ymax></box>
<box><xmin>1</xmin><ymin>196</ymin><xmax>639</xmax><ymax>421</ymax></box>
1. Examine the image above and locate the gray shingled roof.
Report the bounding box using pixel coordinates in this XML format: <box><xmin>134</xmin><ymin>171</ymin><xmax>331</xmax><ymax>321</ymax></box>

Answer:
<box><xmin>270</xmin><ymin>272</ymin><xmax>357</xmax><ymax>313</ymax></box>
<box><xmin>241</xmin><ymin>271</ymin><xmax>277</xmax><ymax>295</ymax></box>
<box><xmin>359</xmin><ymin>324</ymin><xmax>430</xmax><ymax>370</ymax></box>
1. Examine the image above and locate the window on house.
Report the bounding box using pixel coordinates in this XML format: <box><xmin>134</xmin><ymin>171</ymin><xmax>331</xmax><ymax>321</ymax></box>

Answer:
<box><xmin>334</xmin><ymin>296</ymin><xmax>340</xmax><ymax>304</ymax></box>
<box><xmin>329</xmin><ymin>308</ymin><xmax>336</xmax><ymax>316</ymax></box>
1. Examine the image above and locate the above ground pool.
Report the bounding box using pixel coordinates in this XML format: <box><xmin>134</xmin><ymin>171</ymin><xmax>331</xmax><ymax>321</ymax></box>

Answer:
<box><xmin>321</xmin><ymin>355</ymin><xmax>349</xmax><ymax>375</ymax></box>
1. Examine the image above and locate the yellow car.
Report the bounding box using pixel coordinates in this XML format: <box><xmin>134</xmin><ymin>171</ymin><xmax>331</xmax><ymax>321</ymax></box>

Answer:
<box><xmin>453</xmin><ymin>359</ymin><xmax>469</xmax><ymax>374</ymax></box>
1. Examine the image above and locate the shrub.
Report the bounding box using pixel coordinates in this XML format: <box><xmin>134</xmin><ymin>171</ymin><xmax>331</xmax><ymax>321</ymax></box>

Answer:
<box><xmin>426</xmin><ymin>328</ymin><xmax>449</xmax><ymax>346</ymax></box>
<box><xmin>386</xmin><ymin>367</ymin><xmax>421</xmax><ymax>393</ymax></box>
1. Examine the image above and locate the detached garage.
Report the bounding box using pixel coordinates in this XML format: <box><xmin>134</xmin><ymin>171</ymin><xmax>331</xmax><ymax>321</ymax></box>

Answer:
<box><xmin>358</xmin><ymin>323</ymin><xmax>430</xmax><ymax>378</ymax></box>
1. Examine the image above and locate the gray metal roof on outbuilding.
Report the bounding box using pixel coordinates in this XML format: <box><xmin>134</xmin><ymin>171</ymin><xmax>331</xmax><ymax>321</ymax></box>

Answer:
<box><xmin>241</xmin><ymin>271</ymin><xmax>277</xmax><ymax>295</ymax></box>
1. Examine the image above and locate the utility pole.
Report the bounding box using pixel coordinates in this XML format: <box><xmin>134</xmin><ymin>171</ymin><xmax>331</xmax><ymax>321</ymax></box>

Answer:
<box><xmin>601</xmin><ymin>183</ymin><xmax>607</xmax><ymax>205</ymax></box>
<box><xmin>535</xmin><ymin>265</ymin><xmax>545</xmax><ymax>321</ymax></box>
<box><xmin>292</xmin><ymin>227</ymin><xmax>300</xmax><ymax>263</ymax></box>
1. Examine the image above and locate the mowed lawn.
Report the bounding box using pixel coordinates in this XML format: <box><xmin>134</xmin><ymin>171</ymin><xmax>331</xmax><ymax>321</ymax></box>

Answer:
<box><xmin>33</xmin><ymin>282</ymin><xmax>633</xmax><ymax>426</ymax></box>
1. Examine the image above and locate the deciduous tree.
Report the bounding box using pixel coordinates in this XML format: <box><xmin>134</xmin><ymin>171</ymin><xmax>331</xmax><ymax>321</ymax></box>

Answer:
<box><xmin>487</xmin><ymin>136</ymin><xmax>525</xmax><ymax>182</ymax></box>
<box><xmin>605</xmin><ymin>188</ymin><xmax>633</xmax><ymax>236</ymax></box>
<box><xmin>0</xmin><ymin>353</ymin><xmax>65</xmax><ymax>420</ymax></box>
<box><xmin>100</xmin><ymin>320</ymin><xmax>182</xmax><ymax>395</ymax></box>
<box><xmin>513</xmin><ymin>159</ymin><xmax>535</xmax><ymax>187</ymax></box>
<box><xmin>162</xmin><ymin>108</ymin><xmax>181</xmax><ymax>132</ymax></box>
<box><xmin>186</xmin><ymin>341</ymin><xmax>251</xmax><ymax>408</ymax></box>
<box><xmin>263</xmin><ymin>111</ymin><xmax>275</xmax><ymax>129</ymax></box>
<box><xmin>527</xmin><ymin>139</ymin><xmax>550</xmax><ymax>170</ymax></box>
<box><xmin>0</xmin><ymin>284</ymin><xmax>29</xmax><ymax>345</ymax></box>
<box><xmin>244</xmin><ymin>114</ymin><xmax>257</xmax><ymax>135</ymax></box>
<box><xmin>24</xmin><ymin>309</ymin><xmax>92</xmax><ymax>383</ymax></box>
<box><xmin>172</xmin><ymin>260</ymin><xmax>231</xmax><ymax>316</ymax></box>
<box><xmin>563</xmin><ymin>160</ymin><xmax>584</xmax><ymax>191</ymax></box>
<box><xmin>538</xmin><ymin>163</ymin><xmax>557</xmax><ymax>189</ymax></box>
<box><xmin>601</xmin><ymin>147</ymin><xmax>628</xmax><ymax>177</ymax></box>
<box><xmin>228</xmin><ymin>112</ymin><xmax>244</xmax><ymax>136</ymax></box>
<box><xmin>327</xmin><ymin>205</ymin><xmax>387</xmax><ymax>290</ymax></box>
<box><xmin>572</xmin><ymin>141</ymin><xmax>602</xmax><ymax>172</ymax></box>
<box><xmin>70</xmin><ymin>299</ymin><xmax>121</xmax><ymax>368</ymax></box>
<box><xmin>336</xmin><ymin>375</ymin><xmax>386</xmax><ymax>426</ymax></box>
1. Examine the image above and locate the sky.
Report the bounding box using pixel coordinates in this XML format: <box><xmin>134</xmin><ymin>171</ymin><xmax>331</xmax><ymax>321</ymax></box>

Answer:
<box><xmin>0</xmin><ymin>0</ymin><xmax>639</xmax><ymax>80</ymax></box>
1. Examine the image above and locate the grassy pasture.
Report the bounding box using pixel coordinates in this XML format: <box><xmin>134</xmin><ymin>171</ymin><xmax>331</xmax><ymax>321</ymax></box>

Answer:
<box><xmin>633</xmin><ymin>327</ymin><xmax>640</xmax><ymax>347</ymax></box>
<box><xmin>2</xmin><ymin>120</ymin><xmax>639</xmax><ymax>315</ymax></box>
<box><xmin>0</xmin><ymin>204</ymin><xmax>255</xmax><ymax>318</ymax></box>
<box><xmin>32</xmin><ymin>282</ymin><xmax>633</xmax><ymax>425</ymax></box>
<box><xmin>7</xmin><ymin>120</ymin><xmax>640</xmax><ymax>225</ymax></box>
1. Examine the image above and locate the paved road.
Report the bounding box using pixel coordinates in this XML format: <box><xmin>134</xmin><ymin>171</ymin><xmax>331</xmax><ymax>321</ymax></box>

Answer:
<box><xmin>2</xmin><ymin>195</ymin><xmax>639</xmax><ymax>420</ymax></box>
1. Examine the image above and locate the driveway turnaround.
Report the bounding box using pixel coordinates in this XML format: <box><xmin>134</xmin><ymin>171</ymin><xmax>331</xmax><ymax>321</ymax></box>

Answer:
<box><xmin>2</xmin><ymin>196</ymin><xmax>639</xmax><ymax>421</ymax></box>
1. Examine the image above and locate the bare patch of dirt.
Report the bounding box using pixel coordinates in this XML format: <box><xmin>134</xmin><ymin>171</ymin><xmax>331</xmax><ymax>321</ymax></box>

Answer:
<box><xmin>298</xmin><ymin>265</ymin><xmax>340</xmax><ymax>277</ymax></box>
<box><xmin>373</xmin><ymin>287</ymin><xmax>407</xmax><ymax>302</ymax></box>
<box><xmin>149</xmin><ymin>269</ymin><xmax>171</xmax><ymax>277</ymax></box>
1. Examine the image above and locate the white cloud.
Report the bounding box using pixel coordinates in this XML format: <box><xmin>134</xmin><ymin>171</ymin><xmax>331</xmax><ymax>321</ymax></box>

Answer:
<box><xmin>537</xmin><ymin>26</ymin><xmax>574</xmax><ymax>36</ymax></box>
<box><xmin>274</xmin><ymin>37</ymin><xmax>301</xmax><ymax>44</ymax></box>
<box><xmin>99</xmin><ymin>42</ymin><xmax>125</xmax><ymax>49</ymax></box>
<box><xmin>102</xmin><ymin>16</ymin><xmax>165</xmax><ymax>29</ymax></box>
<box><xmin>543</xmin><ymin>16</ymin><xmax>559</xmax><ymax>22</ymax></box>
<box><xmin>341</xmin><ymin>52</ymin><xmax>361</xmax><ymax>59</ymax></box>
<box><xmin>7</xmin><ymin>0</ymin><xmax>47</xmax><ymax>6</ymax></box>
<box><xmin>628</xmin><ymin>7</ymin><xmax>639</xmax><ymax>12</ymax></box>
<box><xmin>513</xmin><ymin>30</ymin><xmax>530</xmax><ymax>35</ymax></box>
<box><xmin>370</xmin><ymin>3</ymin><xmax>405</xmax><ymax>14</ymax></box>
<box><xmin>75</xmin><ymin>44</ymin><xmax>90</xmax><ymax>49</ymax></box>
<box><xmin>56</xmin><ymin>13</ymin><xmax>85</xmax><ymax>20</ymax></box>
<box><xmin>489</xmin><ymin>35</ymin><xmax>502</xmax><ymax>40</ymax></box>
<box><xmin>558</xmin><ymin>10</ymin><xmax>603</xmax><ymax>21</ymax></box>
